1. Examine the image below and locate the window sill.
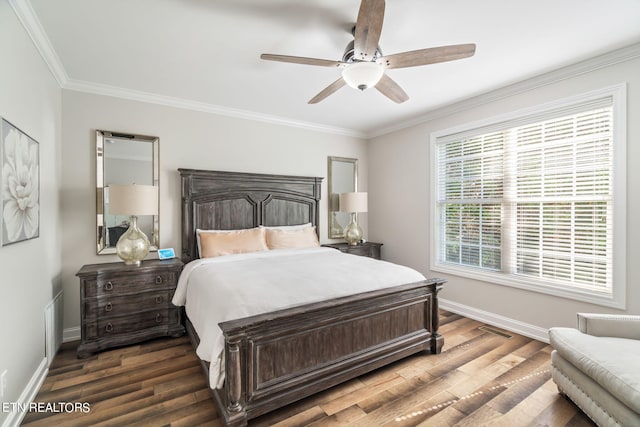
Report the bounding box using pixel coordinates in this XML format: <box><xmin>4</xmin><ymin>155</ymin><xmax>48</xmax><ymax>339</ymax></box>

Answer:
<box><xmin>431</xmin><ymin>262</ymin><xmax>625</xmax><ymax>309</ymax></box>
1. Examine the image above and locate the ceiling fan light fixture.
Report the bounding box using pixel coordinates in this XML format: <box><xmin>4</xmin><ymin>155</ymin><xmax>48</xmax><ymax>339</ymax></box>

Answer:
<box><xmin>341</xmin><ymin>62</ymin><xmax>384</xmax><ymax>91</ymax></box>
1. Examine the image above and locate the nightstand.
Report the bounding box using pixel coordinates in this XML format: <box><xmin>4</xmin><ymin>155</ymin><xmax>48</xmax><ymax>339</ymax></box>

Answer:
<box><xmin>76</xmin><ymin>258</ymin><xmax>185</xmax><ymax>358</ymax></box>
<box><xmin>322</xmin><ymin>241</ymin><xmax>383</xmax><ymax>260</ymax></box>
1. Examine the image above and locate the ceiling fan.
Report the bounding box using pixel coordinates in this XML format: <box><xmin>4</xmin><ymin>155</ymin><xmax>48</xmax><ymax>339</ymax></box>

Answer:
<box><xmin>260</xmin><ymin>0</ymin><xmax>476</xmax><ymax>104</ymax></box>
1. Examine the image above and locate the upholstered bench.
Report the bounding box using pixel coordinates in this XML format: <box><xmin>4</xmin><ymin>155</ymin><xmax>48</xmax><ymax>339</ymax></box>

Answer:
<box><xmin>549</xmin><ymin>313</ymin><xmax>640</xmax><ymax>427</ymax></box>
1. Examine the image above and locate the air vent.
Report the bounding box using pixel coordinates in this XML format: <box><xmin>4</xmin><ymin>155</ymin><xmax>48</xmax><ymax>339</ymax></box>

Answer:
<box><xmin>478</xmin><ymin>325</ymin><xmax>513</xmax><ymax>339</ymax></box>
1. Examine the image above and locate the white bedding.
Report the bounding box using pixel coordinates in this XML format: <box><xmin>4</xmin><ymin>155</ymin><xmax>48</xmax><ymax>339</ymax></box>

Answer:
<box><xmin>172</xmin><ymin>247</ymin><xmax>426</xmax><ymax>388</ymax></box>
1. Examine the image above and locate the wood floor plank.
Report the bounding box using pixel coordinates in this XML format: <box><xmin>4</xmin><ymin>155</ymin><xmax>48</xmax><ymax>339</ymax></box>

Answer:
<box><xmin>135</xmin><ymin>399</ymin><xmax>220</xmax><ymax>426</ymax></box>
<box><xmin>529</xmin><ymin>390</ymin><xmax>587</xmax><ymax>427</ymax></box>
<box><xmin>456</xmin><ymin>334</ymin><xmax>530</xmax><ymax>375</ymax></box>
<box><xmin>357</xmin><ymin>360</ymin><xmax>404</xmax><ymax>386</ymax></box>
<box><xmin>250</xmin><ymin>378</ymin><xmax>365</xmax><ymax>426</ymax></box>
<box><xmin>417</xmin><ymin>404</ymin><xmax>467</xmax><ymax>426</ymax></box>
<box><xmin>268</xmin><ymin>406</ymin><xmax>325</xmax><ymax>427</ymax></box>
<box><xmin>382</xmin><ymin>390</ymin><xmax>461</xmax><ymax>427</ymax></box>
<box><xmin>21</xmin><ymin>312</ymin><xmax>594</xmax><ymax>427</ymax></box>
<box><xmin>90</xmin><ymin>388</ymin><xmax>211</xmax><ymax>427</ymax></box>
<box><xmin>349</xmin><ymin>369</ymin><xmax>471</xmax><ymax>426</ymax></box>
<box><xmin>395</xmin><ymin>353</ymin><xmax>437</xmax><ymax>379</ymax></box>
<box><xmin>320</xmin><ymin>375</ymin><xmax>405</xmax><ymax>415</ymax></box>
<box><xmin>355</xmin><ymin>390</ymin><xmax>396</xmax><ymax>413</ymax></box>
<box><xmin>308</xmin><ymin>405</ymin><xmax>367</xmax><ymax>426</ymax></box>
<box><xmin>425</xmin><ymin>335</ymin><xmax>505</xmax><ymax>379</ymax></box>
<box><xmin>48</xmin><ymin>350</ymin><xmax>196</xmax><ymax>391</ymax></box>
<box><xmin>141</xmin><ymin>365</ymin><xmax>203</xmax><ymax>388</ymax></box>
<box><xmin>120</xmin><ymin>344</ymin><xmax>191</xmax><ymax>368</ymax></box>
<box><xmin>512</xmin><ymin>339</ymin><xmax>550</xmax><ymax>358</ymax></box>
<box><xmin>488</xmin><ymin>377</ymin><xmax>558</xmax><ymax>427</ymax></box>
<box><xmin>455</xmin><ymin>404</ymin><xmax>505</xmax><ymax>427</ymax></box>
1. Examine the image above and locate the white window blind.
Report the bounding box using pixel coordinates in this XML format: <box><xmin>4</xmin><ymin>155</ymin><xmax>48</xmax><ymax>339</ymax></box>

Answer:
<box><xmin>432</xmin><ymin>86</ymin><xmax>625</xmax><ymax>307</ymax></box>
<box><xmin>511</xmin><ymin>108</ymin><xmax>612</xmax><ymax>290</ymax></box>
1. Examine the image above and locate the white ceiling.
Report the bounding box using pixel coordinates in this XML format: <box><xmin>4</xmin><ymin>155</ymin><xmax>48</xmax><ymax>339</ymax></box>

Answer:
<box><xmin>25</xmin><ymin>0</ymin><xmax>640</xmax><ymax>137</ymax></box>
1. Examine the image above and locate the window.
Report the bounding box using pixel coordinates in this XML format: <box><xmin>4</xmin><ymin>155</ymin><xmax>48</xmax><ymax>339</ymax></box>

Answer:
<box><xmin>431</xmin><ymin>85</ymin><xmax>626</xmax><ymax>308</ymax></box>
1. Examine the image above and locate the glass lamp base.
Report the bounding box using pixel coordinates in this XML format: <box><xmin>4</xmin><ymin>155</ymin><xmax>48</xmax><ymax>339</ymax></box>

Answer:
<box><xmin>116</xmin><ymin>216</ymin><xmax>150</xmax><ymax>266</ymax></box>
<box><xmin>344</xmin><ymin>213</ymin><xmax>363</xmax><ymax>245</ymax></box>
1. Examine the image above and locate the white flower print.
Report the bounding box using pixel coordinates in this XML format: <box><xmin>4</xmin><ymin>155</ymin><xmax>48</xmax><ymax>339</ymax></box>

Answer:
<box><xmin>2</xmin><ymin>126</ymin><xmax>39</xmax><ymax>243</ymax></box>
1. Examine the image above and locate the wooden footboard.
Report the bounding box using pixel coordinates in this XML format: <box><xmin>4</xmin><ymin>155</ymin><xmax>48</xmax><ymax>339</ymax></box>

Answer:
<box><xmin>203</xmin><ymin>279</ymin><xmax>445</xmax><ymax>427</ymax></box>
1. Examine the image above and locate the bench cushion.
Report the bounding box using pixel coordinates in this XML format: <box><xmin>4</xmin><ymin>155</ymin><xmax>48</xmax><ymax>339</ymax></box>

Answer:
<box><xmin>549</xmin><ymin>327</ymin><xmax>640</xmax><ymax>413</ymax></box>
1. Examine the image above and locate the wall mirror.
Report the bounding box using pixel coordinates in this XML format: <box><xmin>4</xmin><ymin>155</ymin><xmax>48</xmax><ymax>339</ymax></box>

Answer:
<box><xmin>328</xmin><ymin>156</ymin><xmax>357</xmax><ymax>239</ymax></box>
<box><xmin>96</xmin><ymin>130</ymin><xmax>159</xmax><ymax>254</ymax></box>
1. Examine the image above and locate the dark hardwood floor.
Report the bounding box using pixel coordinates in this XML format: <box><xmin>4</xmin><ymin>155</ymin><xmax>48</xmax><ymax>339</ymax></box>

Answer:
<box><xmin>21</xmin><ymin>311</ymin><xmax>595</xmax><ymax>426</ymax></box>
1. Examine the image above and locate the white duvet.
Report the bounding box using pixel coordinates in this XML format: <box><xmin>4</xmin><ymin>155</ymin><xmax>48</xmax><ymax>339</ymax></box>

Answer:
<box><xmin>172</xmin><ymin>247</ymin><xmax>425</xmax><ymax>388</ymax></box>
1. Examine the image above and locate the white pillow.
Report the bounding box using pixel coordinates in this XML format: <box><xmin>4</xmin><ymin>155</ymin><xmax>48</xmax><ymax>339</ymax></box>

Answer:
<box><xmin>259</xmin><ymin>223</ymin><xmax>312</xmax><ymax>231</ymax></box>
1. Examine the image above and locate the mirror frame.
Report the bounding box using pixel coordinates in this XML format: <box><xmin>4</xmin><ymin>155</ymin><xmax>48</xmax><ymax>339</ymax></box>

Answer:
<box><xmin>327</xmin><ymin>156</ymin><xmax>358</xmax><ymax>239</ymax></box>
<box><xmin>96</xmin><ymin>130</ymin><xmax>160</xmax><ymax>254</ymax></box>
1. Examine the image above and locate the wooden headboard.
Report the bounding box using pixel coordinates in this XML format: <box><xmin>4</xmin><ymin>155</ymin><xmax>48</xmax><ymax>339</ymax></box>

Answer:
<box><xmin>179</xmin><ymin>169</ymin><xmax>323</xmax><ymax>263</ymax></box>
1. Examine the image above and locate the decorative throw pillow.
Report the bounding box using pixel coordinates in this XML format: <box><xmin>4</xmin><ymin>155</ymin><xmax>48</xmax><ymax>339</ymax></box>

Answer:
<box><xmin>265</xmin><ymin>226</ymin><xmax>320</xmax><ymax>250</ymax></box>
<box><xmin>197</xmin><ymin>227</ymin><xmax>268</xmax><ymax>258</ymax></box>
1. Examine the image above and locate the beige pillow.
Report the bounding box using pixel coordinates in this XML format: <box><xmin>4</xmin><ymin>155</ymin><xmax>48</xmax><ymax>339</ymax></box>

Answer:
<box><xmin>198</xmin><ymin>228</ymin><xmax>268</xmax><ymax>258</ymax></box>
<box><xmin>265</xmin><ymin>226</ymin><xmax>320</xmax><ymax>250</ymax></box>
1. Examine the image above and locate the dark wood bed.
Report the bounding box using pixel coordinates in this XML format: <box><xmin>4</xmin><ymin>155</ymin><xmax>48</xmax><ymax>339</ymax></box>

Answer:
<box><xmin>179</xmin><ymin>168</ymin><xmax>445</xmax><ymax>426</ymax></box>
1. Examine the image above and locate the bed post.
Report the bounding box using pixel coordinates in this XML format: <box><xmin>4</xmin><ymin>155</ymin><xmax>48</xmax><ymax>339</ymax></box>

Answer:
<box><xmin>180</xmin><ymin>173</ymin><xmax>193</xmax><ymax>263</ymax></box>
<box><xmin>428</xmin><ymin>279</ymin><xmax>446</xmax><ymax>354</ymax></box>
<box><xmin>223</xmin><ymin>335</ymin><xmax>248</xmax><ymax>426</ymax></box>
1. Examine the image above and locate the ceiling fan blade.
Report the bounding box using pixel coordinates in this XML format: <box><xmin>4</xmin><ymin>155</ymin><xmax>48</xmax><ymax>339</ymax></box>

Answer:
<box><xmin>354</xmin><ymin>0</ymin><xmax>385</xmax><ymax>60</ymax></box>
<box><xmin>308</xmin><ymin>78</ymin><xmax>346</xmax><ymax>104</ymax></box>
<box><xmin>375</xmin><ymin>74</ymin><xmax>409</xmax><ymax>104</ymax></box>
<box><xmin>261</xmin><ymin>54</ymin><xmax>345</xmax><ymax>68</ymax></box>
<box><xmin>380</xmin><ymin>43</ymin><xmax>476</xmax><ymax>69</ymax></box>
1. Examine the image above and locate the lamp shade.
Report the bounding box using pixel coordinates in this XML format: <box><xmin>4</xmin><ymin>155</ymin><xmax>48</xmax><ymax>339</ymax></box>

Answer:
<box><xmin>339</xmin><ymin>192</ymin><xmax>368</xmax><ymax>213</ymax></box>
<box><xmin>108</xmin><ymin>184</ymin><xmax>158</xmax><ymax>216</ymax></box>
<box><xmin>341</xmin><ymin>62</ymin><xmax>384</xmax><ymax>91</ymax></box>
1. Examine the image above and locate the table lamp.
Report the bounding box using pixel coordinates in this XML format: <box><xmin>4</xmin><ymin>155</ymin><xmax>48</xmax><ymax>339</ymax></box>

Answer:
<box><xmin>108</xmin><ymin>184</ymin><xmax>158</xmax><ymax>266</ymax></box>
<box><xmin>339</xmin><ymin>192</ymin><xmax>367</xmax><ymax>245</ymax></box>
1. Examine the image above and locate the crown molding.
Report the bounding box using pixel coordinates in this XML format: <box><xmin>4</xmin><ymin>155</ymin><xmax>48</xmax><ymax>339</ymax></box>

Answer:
<box><xmin>366</xmin><ymin>42</ymin><xmax>640</xmax><ymax>138</ymax></box>
<box><xmin>13</xmin><ymin>0</ymin><xmax>639</xmax><ymax>141</ymax></box>
<box><xmin>9</xmin><ymin>0</ymin><xmax>69</xmax><ymax>87</ymax></box>
<box><xmin>11</xmin><ymin>1</ymin><xmax>365</xmax><ymax>139</ymax></box>
<box><xmin>64</xmin><ymin>79</ymin><xmax>367</xmax><ymax>138</ymax></box>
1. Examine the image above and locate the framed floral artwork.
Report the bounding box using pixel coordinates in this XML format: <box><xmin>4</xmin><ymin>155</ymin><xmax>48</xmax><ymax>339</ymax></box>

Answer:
<box><xmin>1</xmin><ymin>118</ymin><xmax>39</xmax><ymax>246</ymax></box>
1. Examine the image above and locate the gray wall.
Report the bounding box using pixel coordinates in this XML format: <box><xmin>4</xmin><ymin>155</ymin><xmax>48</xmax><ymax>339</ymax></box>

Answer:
<box><xmin>368</xmin><ymin>53</ymin><xmax>640</xmax><ymax>332</ymax></box>
<box><xmin>0</xmin><ymin>2</ymin><xmax>62</xmax><ymax>425</ymax></box>
<box><xmin>60</xmin><ymin>90</ymin><xmax>369</xmax><ymax>333</ymax></box>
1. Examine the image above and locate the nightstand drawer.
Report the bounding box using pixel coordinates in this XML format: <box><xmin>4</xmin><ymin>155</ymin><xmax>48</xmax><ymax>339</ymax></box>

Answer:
<box><xmin>84</xmin><ymin>271</ymin><xmax>177</xmax><ymax>298</ymax></box>
<box><xmin>345</xmin><ymin>245</ymin><xmax>374</xmax><ymax>257</ymax></box>
<box><xmin>84</xmin><ymin>290</ymin><xmax>172</xmax><ymax>320</ymax></box>
<box><xmin>322</xmin><ymin>242</ymin><xmax>383</xmax><ymax>260</ymax></box>
<box><xmin>77</xmin><ymin>259</ymin><xmax>185</xmax><ymax>358</ymax></box>
<box><xmin>84</xmin><ymin>308</ymin><xmax>180</xmax><ymax>340</ymax></box>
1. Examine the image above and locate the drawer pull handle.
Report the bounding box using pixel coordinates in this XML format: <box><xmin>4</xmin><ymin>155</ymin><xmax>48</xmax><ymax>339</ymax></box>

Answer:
<box><xmin>105</xmin><ymin>302</ymin><xmax>113</xmax><ymax>312</ymax></box>
<box><xmin>155</xmin><ymin>313</ymin><xmax>162</xmax><ymax>323</ymax></box>
<box><xmin>105</xmin><ymin>281</ymin><xmax>113</xmax><ymax>291</ymax></box>
<box><xmin>105</xmin><ymin>323</ymin><xmax>113</xmax><ymax>333</ymax></box>
<box><xmin>155</xmin><ymin>296</ymin><xmax>163</xmax><ymax>304</ymax></box>
<box><xmin>155</xmin><ymin>276</ymin><xmax>163</xmax><ymax>285</ymax></box>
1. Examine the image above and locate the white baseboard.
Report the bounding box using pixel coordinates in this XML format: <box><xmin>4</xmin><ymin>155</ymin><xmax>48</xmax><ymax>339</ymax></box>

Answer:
<box><xmin>439</xmin><ymin>298</ymin><xmax>549</xmax><ymax>343</ymax></box>
<box><xmin>1</xmin><ymin>358</ymin><xmax>48</xmax><ymax>427</ymax></box>
<box><xmin>62</xmin><ymin>327</ymin><xmax>80</xmax><ymax>343</ymax></box>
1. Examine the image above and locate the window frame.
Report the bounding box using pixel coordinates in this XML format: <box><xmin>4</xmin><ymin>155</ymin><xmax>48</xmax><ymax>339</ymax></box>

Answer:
<box><xmin>429</xmin><ymin>84</ymin><xmax>627</xmax><ymax>309</ymax></box>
